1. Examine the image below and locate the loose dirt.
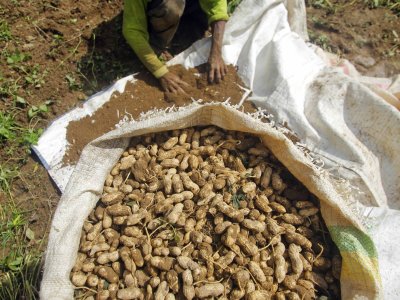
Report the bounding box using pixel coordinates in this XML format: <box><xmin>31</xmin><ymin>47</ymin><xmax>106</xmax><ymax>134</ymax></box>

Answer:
<box><xmin>306</xmin><ymin>1</ymin><xmax>400</xmax><ymax>76</ymax></box>
<box><xmin>64</xmin><ymin>65</ymin><xmax>255</xmax><ymax>164</ymax></box>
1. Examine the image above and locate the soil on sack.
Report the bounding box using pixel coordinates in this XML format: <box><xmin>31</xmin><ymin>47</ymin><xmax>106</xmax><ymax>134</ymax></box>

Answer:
<box><xmin>306</xmin><ymin>1</ymin><xmax>400</xmax><ymax>76</ymax></box>
<box><xmin>64</xmin><ymin>65</ymin><xmax>255</xmax><ymax>165</ymax></box>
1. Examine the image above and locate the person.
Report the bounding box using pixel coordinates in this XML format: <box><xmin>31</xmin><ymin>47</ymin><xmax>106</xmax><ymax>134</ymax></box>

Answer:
<box><xmin>122</xmin><ymin>0</ymin><xmax>229</xmax><ymax>94</ymax></box>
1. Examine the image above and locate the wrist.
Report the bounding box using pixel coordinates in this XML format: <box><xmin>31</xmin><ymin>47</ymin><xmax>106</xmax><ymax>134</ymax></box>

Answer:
<box><xmin>153</xmin><ymin>65</ymin><xmax>169</xmax><ymax>79</ymax></box>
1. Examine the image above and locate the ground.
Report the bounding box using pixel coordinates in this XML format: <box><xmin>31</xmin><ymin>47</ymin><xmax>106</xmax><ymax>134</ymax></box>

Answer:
<box><xmin>0</xmin><ymin>0</ymin><xmax>399</xmax><ymax>298</ymax></box>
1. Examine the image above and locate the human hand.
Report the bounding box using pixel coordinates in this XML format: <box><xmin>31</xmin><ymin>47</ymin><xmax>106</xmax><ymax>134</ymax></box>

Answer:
<box><xmin>159</xmin><ymin>71</ymin><xmax>189</xmax><ymax>94</ymax></box>
<box><xmin>207</xmin><ymin>51</ymin><xmax>227</xmax><ymax>84</ymax></box>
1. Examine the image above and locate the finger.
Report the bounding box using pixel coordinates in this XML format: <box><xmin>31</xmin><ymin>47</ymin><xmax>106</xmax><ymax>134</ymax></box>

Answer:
<box><xmin>177</xmin><ymin>85</ymin><xmax>187</xmax><ymax>95</ymax></box>
<box><xmin>208</xmin><ymin>67</ymin><xmax>215</xmax><ymax>83</ymax></box>
<box><xmin>172</xmin><ymin>82</ymin><xmax>184</xmax><ymax>94</ymax></box>
<box><xmin>171</xmin><ymin>86</ymin><xmax>178</xmax><ymax>94</ymax></box>
<box><xmin>177</xmin><ymin>79</ymin><xmax>190</xmax><ymax>87</ymax></box>
<box><xmin>215</xmin><ymin>68</ymin><xmax>221</xmax><ymax>84</ymax></box>
<box><xmin>166</xmin><ymin>82</ymin><xmax>176</xmax><ymax>94</ymax></box>
<box><xmin>221</xmin><ymin>65</ymin><xmax>227</xmax><ymax>78</ymax></box>
<box><xmin>174</xmin><ymin>81</ymin><xmax>189</xmax><ymax>95</ymax></box>
<box><xmin>161</xmin><ymin>83</ymin><xmax>169</xmax><ymax>92</ymax></box>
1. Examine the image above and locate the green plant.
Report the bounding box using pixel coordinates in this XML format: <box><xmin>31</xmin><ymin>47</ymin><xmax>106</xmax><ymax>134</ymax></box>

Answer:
<box><xmin>65</xmin><ymin>74</ymin><xmax>80</xmax><ymax>90</ymax></box>
<box><xmin>0</xmin><ymin>254</ymin><xmax>42</xmax><ymax>300</ymax></box>
<box><xmin>367</xmin><ymin>0</ymin><xmax>400</xmax><ymax>13</ymax></box>
<box><xmin>21</xmin><ymin>128</ymin><xmax>43</xmax><ymax>150</ymax></box>
<box><xmin>0</xmin><ymin>211</ymin><xmax>25</xmax><ymax>249</ymax></box>
<box><xmin>309</xmin><ymin>31</ymin><xmax>333</xmax><ymax>52</ymax></box>
<box><xmin>0</xmin><ymin>76</ymin><xmax>22</xmax><ymax>99</ymax></box>
<box><xmin>0</xmin><ymin>164</ymin><xmax>19</xmax><ymax>194</ymax></box>
<box><xmin>0</xmin><ymin>20</ymin><xmax>12</xmax><ymax>41</ymax></box>
<box><xmin>5</xmin><ymin>51</ymin><xmax>31</xmax><ymax>65</ymax></box>
<box><xmin>28</xmin><ymin>100</ymin><xmax>52</xmax><ymax>120</ymax></box>
<box><xmin>0</xmin><ymin>112</ymin><xmax>18</xmax><ymax>141</ymax></box>
<box><xmin>0</xmin><ymin>110</ymin><xmax>44</xmax><ymax>155</ymax></box>
<box><xmin>21</xmin><ymin>65</ymin><xmax>46</xmax><ymax>88</ymax></box>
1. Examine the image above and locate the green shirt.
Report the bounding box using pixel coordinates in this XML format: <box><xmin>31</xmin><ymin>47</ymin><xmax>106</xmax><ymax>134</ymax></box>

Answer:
<box><xmin>123</xmin><ymin>0</ymin><xmax>229</xmax><ymax>78</ymax></box>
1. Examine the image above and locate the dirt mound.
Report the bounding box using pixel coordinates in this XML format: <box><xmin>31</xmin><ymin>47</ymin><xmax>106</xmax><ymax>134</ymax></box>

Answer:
<box><xmin>64</xmin><ymin>65</ymin><xmax>255</xmax><ymax>164</ymax></box>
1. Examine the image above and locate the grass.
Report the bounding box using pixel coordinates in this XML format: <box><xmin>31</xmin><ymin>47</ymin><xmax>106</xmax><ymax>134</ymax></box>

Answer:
<box><xmin>309</xmin><ymin>0</ymin><xmax>400</xmax><ymax>14</ymax></box>
<box><xmin>0</xmin><ymin>175</ymin><xmax>43</xmax><ymax>299</ymax></box>
<box><xmin>367</xmin><ymin>0</ymin><xmax>400</xmax><ymax>13</ymax></box>
<box><xmin>0</xmin><ymin>20</ymin><xmax>12</xmax><ymax>41</ymax></box>
<box><xmin>0</xmin><ymin>15</ymin><xmax>47</xmax><ymax>298</ymax></box>
<box><xmin>0</xmin><ymin>255</ymin><xmax>42</xmax><ymax>300</ymax></box>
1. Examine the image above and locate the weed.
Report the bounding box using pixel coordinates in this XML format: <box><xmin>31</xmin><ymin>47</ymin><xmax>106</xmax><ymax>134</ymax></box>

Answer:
<box><xmin>65</xmin><ymin>74</ymin><xmax>80</xmax><ymax>90</ymax></box>
<box><xmin>28</xmin><ymin>100</ymin><xmax>52</xmax><ymax>120</ymax></box>
<box><xmin>19</xmin><ymin>65</ymin><xmax>47</xmax><ymax>88</ymax></box>
<box><xmin>309</xmin><ymin>0</ymin><xmax>337</xmax><ymax>13</ymax></box>
<box><xmin>21</xmin><ymin>128</ymin><xmax>43</xmax><ymax>151</ymax></box>
<box><xmin>366</xmin><ymin>0</ymin><xmax>400</xmax><ymax>14</ymax></box>
<box><xmin>5</xmin><ymin>51</ymin><xmax>31</xmax><ymax>65</ymax></box>
<box><xmin>0</xmin><ymin>110</ymin><xmax>44</xmax><ymax>156</ymax></box>
<box><xmin>0</xmin><ymin>164</ymin><xmax>19</xmax><ymax>195</ymax></box>
<box><xmin>0</xmin><ymin>254</ymin><xmax>42</xmax><ymax>300</ymax></box>
<box><xmin>0</xmin><ymin>76</ymin><xmax>22</xmax><ymax>99</ymax></box>
<box><xmin>0</xmin><ymin>211</ymin><xmax>25</xmax><ymax>249</ymax></box>
<box><xmin>309</xmin><ymin>31</ymin><xmax>333</xmax><ymax>52</ymax></box>
<box><xmin>0</xmin><ymin>20</ymin><xmax>12</xmax><ymax>42</ymax></box>
<box><xmin>0</xmin><ymin>112</ymin><xmax>18</xmax><ymax>141</ymax></box>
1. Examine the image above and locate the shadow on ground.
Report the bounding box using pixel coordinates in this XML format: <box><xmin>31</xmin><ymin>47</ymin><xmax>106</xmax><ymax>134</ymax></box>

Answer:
<box><xmin>78</xmin><ymin>11</ymin><xmax>208</xmax><ymax>95</ymax></box>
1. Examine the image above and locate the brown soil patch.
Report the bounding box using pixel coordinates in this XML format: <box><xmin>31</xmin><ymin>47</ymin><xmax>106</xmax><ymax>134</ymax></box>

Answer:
<box><xmin>306</xmin><ymin>1</ymin><xmax>400</xmax><ymax>76</ymax></box>
<box><xmin>64</xmin><ymin>65</ymin><xmax>255</xmax><ymax>164</ymax></box>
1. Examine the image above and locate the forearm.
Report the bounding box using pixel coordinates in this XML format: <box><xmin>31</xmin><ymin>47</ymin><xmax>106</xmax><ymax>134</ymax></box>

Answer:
<box><xmin>123</xmin><ymin>29</ymin><xmax>168</xmax><ymax>78</ymax></box>
<box><xmin>210</xmin><ymin>20</ymin><xmax>226</xmax><ymax>57</ymax></box>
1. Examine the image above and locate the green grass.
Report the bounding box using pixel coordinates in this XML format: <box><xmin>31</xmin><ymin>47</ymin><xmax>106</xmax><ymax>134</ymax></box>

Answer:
<box><xmin>0</xmin><ymin>111</ymin><xmax>44</xmax><ymax>155</ymax></box>
<box><xmin>0</xmin><ymin>20</ymin><xmax>12</xmax><ymax>41</ymax></box>
<box><xmin>0</xmin><ymin>255</ymin><xmax>42</xmax><ymax>300</ymax></box>
<box><xmin>367</xmin><ymin>0</ymin><xmax>400</xmax><ymax>11</ymax></box>
<box><xmin>0</xmin><ymin>6</ymin><xmax>73</xmax><ymax>300</ymax></box>
<box><xmin>309</xmin><ymin>31</ymin><xmax>335</xmax><ymax>52</ymax></box>
<box><xmin>0</xmin><ymin>178</ymin><xmax>42</xmax><ymax>300</ymax></box>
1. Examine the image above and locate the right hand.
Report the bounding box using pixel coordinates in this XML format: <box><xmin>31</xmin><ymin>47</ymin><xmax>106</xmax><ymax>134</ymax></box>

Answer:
<box><xmin>159</xmin><ymin>72</ymin><xmax>189</xmax><ymax>94</ymax></box>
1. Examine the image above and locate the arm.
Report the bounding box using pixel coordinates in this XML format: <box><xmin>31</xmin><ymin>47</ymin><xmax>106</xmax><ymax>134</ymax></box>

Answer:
<box><xmin>199</xmin><ymin>0</ymin><xmax>229</xmax><ymax>83</ymax></box>
<box><xmin>123</xmin><ymin>0</ymin><xmax>189</xmax><ymax>93</ymax></box>
<box><xmin>122</xmin><ymin>0</ymin><xmax>168</xmax><ymax>78</ymax></box>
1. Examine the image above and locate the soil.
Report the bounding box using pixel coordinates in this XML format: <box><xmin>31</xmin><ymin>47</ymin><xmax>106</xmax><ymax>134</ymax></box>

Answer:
<box><xmin>64</xmin><ymin>65</ymin><xmax>255</xmax><ymax>164</ymax></box>
<box><xmin>0</xmin><ymin>0</ymin><xmax>399</xmax><ymax>282</ymax></box>
<box><xmin>306</xmin><ymin>1</ymin><xmax>400</xmax><ymax>76</ymax></box>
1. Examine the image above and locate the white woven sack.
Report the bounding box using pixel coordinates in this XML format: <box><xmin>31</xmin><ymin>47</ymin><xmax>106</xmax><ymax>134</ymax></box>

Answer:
<box><xmin>40</xmin><ymin>103</ymin><xmax>382</xmax><ymax>299</ymax></box>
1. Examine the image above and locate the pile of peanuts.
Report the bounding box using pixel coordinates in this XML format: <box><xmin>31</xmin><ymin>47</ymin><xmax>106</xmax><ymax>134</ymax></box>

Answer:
<box><xmin>71</xmin><ymin>126</ymin><xmax>341</xmax><ymax>300</ymax></box>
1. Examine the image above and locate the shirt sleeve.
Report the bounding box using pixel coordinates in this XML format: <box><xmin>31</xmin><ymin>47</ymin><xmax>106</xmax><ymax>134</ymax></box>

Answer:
<box><xmin>122</xmin><ymin>0</ymin><xmax>168</xmax><ymax>78</ymax></box>
<box><xmin>199</xmin><ymin>0</ymin><xmax>229</xmax><ymax>25</ymax></box>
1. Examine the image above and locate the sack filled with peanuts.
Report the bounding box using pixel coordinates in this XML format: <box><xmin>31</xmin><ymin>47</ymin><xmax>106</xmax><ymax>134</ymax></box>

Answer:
<box><xmin>40</xmin><ymin>104</ymin><xmax>381</xmax><ymax>299</ymax></box>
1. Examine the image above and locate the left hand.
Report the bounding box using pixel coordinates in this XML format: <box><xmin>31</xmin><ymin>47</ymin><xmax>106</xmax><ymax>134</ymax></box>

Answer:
<box><xmin>207</xmin><ymin>51</ymin><xmax>228</xmax><ymax>84</ymax></box>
